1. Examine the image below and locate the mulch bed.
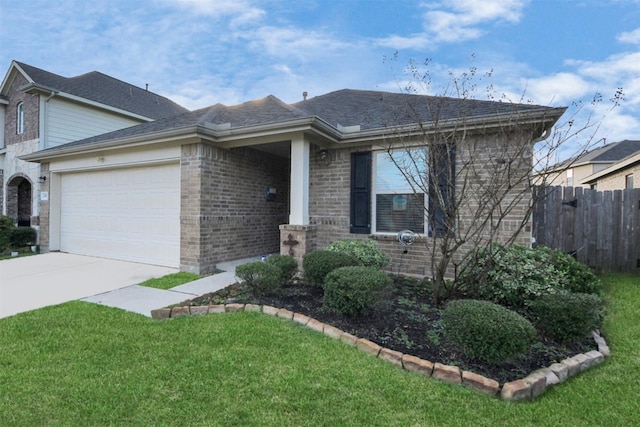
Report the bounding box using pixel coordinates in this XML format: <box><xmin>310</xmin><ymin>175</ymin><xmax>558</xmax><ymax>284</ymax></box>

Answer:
<box><xmin>176</xmin><ymin>275</ymin><xmax>596</xmax><ymax>383</ymax></box>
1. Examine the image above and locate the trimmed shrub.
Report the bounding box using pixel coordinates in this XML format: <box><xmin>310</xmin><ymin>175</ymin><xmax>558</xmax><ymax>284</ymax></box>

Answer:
<box><xmin>302</xmin><ymin>250</ymin><xmax>359</xmax><ymax>288</ymax></box>
<box><xmin>9</xmin><ymin>227</ymin><xmax>37</xmax><ymax>247</ymax></box>
<box><xmin>456</xmin><ymin>243</ymin><xmax>600</xmax><ymax>309</ymax></box>
<box><xmin>265</xmin><ymin>254</ymin><xmax>298</xmax><ymax>284</ymax></box>
<box><xmin>323</xmin><ymin>266</ymin><xmax>391</xmax><ymax>315</ymax></box>
<box><xmin>535</xmin><ymin>246</ymin><xmax>601</xmax><ymax>295</ymax></box>
<box><xmin>443</xmin><ymin>299</ymin><xmax>537</xmax><ymax>363</ymax></box>
<box><xmin>235</xmin><ymin>262</ymin><xmax>282</xmax><ymax>296</ymax></box>
<box><xmin>325</xmin><ymin>239</ymin><xmax>390</xmax><ymax>269</ymax></box>
<box><xmin>0</xmin><ymin>215</ymin><xmax>14</xmax><ymax>252</ymax></box>
<box><xmin>528</xmin><ymin>292</ymin><xmax>605</xmax><ymax>343</ymax></box>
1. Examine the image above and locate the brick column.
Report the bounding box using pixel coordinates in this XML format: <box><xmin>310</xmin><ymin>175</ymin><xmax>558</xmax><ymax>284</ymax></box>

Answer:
<box><xmin>280</xmin><ymin>224</ymin><xmax>316</xmax><ymax>269</ymax></box>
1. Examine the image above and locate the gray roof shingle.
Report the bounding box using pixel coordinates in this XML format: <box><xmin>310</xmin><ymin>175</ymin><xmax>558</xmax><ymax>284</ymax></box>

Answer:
<box><xmin>293</xmin><ymin>89</ymin><xmax>552</xmax><ymax>131</ymax></box>
<box><xmin>27</xmin><ymin>89</ymin><xmax>564</xmax><ymax>157</ymax></box>
<box><xmin>16</xmin><ymin>61</ymin><xmax>188</xmax><ymax>119</ymax></box>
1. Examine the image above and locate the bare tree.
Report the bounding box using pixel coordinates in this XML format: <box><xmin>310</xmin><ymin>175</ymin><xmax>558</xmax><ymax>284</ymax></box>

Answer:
<box><xmin>380</xmin><ymin>58</ymin><xmax>622</xmax><ymax>305</ymax></box>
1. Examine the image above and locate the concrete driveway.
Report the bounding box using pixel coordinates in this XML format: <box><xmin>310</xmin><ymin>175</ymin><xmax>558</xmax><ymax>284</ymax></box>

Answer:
<box><xmin>0</xmin><ymin>253</ymin><xmax>177</xmax><ymax>319</ymax></box>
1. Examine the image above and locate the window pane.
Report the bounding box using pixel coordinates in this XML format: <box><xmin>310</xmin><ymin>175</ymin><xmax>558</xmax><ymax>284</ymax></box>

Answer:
<box><xmin>375</xmin><ymin>150</ymin><xmax>426</xmax><ymax>194</ymax></box>
<box><xmin>376</xmin><ymin>193</ymin><xmax>424</xmax><ymax>233</ymax></box>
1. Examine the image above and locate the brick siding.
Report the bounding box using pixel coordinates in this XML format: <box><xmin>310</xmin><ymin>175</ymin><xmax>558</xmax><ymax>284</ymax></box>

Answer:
<box><xmin>308</xmin><ymin>131</ymin><xmax>533</xmax><ymax>277</ymax></box>
<box><xmin>180</xmin><ymin>143</ymin><xmax>290</xmax><ymax>274</ymax></box>
<box><xmin>4</xmin><ymin>72</ymin><xmax>39</xmax><ymax>146</ymax></box>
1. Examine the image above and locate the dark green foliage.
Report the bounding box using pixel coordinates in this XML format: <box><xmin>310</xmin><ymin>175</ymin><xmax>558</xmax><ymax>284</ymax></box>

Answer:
<box><xmin>457</xmin><ymin>243</ymin><xmax>601</xmax><ymax>309</ymax></box>
<box><xmin>265</xmin><ymin>254</ymin><xmax>298</xmax><ymax>284</ymax></box>
<box><xmin>443</xmin><ymin>299</ymin><xmax>536</xmax><ymax>363</ymax></box>
<box><xmin>534</xmin><ymin>246</ymin><xmax>601</xmax><ymax>294</ymax></box>
<box><xmin>235</xmin><ymin>262</ymin><xmax>282</xmax><ymax>296</ymax></box>
<box><xmin>323</xmin><ymin>266</ymin><xmax>391</xmax><ymax>315</ymax></box>
<box><xmin>0</xmin><ymin>215</ymin><xmax>14</xmax><ymax>252</ymax></box>
<box><xmin>528</xmin><ymin>292</ymin><xmax>605</xmax><ymax>343</ymax></box>
<box><xmin>9</xmin><ymin>227</ymin><xmax>37</xmax><ymax>247</ymax></box>
<box><xmin>302</xmin><ymin>250</ymin><xmax>359</xmax><ymax>288</ymax></box>
<box><xmin>325</xmin><ymin>239</ymin><xmax>390</xmax><ymax>269</ymax></box>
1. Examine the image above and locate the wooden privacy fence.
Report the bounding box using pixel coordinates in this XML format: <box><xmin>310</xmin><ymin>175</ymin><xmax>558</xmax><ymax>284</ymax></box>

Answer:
<box><xmin>532</xmin><ymin>186</ymin><xmax>640</xmax><ymax>273</ymax></box>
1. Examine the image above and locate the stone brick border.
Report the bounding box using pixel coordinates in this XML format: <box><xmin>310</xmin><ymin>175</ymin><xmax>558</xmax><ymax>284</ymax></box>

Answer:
<box><xmin>151</xmin><ymin>304</ymin><xmax>610</xmax><ymax>401</ymax></box>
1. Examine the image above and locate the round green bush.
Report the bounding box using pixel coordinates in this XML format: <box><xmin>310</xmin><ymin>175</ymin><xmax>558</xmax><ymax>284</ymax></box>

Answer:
<box><xmin>528</xmin><ymin>292</ymin><xmax>604</xmax><ymax>343</ymax></box>
<box><xmin>235</xmin><ymin>261</ymin><xmax>282</xmax><ymax>296</ymax></box>
<box><xmin>265</xmin><ymin>254</ymin><xmax>298</xmax><ymax>284</ymax></box>
<box><xmin>302</xmin><ymin>250</ymin><xmax>359</xmax><ymax>288</ymax></box>
<box><xmin>323</xmin><ymin>266</ymin><xmax>391</xmax><ymax>315</ymax></box>
<box><xmin>9</xmin><ymin>227</ymin><xmax>37</xmax><ymax>248</ymax></box>
<box><xmin>456</xmin><ymin>243</ymin><xmax>600</xmax><ymax>309</ymax></box>
<box><xmin>442</xmin><ymin>299</ymin><xmax>537</xmax><ymax>363</ymax></box>
<box><xmin>0</xmin><ymin>215</ymin><xmax>15</xmax><ymax>252</ymax></box>
<box><xmin>325</xmin><ymin>239</ymin><xmax>390</xmax><ymax>269</ymax></box>
<box><xmin>535</xmin><ymin>246</ymin><xmax>601</xmax><ymax>295</ymax></box>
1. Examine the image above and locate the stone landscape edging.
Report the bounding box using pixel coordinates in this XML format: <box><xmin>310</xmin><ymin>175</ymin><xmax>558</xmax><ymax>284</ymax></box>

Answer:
<box><xmin>151</xmin><ymin>303</ymin><xmax>610</xmax><ymax>401</ymax></box>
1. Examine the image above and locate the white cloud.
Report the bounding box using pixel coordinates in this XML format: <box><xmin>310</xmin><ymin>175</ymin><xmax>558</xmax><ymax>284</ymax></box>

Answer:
<box><xmin>377</xmin><ymin>0</ymin><xmax>527</xmax><ymax>48</ymax></box>
<box><xmin>617</xmin><ymin>28</ymin><xmax>640</xmax><ymax>44</ymax></box>
<box><xmin>169</xmin><ymin>0</ymin><xmax>265</xmax><ymax>25</ymax></box>
<box><xmin>524</xmin><ymin>73</ymin><xmax>592</xmax><ymax>105</ymax></box>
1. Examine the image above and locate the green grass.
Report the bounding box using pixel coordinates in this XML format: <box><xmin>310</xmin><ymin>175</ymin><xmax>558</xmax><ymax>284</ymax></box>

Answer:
<box><xmin>137</xmin><ymin>272</ymin><xmax>199</xmax><ymax>290</ymax></box>
<box><xmin>0</xmin><ymin>274</ymin><xmax>638</xmax><ymax>426</ymax></box>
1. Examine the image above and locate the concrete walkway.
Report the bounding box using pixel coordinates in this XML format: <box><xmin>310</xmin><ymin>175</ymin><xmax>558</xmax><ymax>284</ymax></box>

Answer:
<box><xmin>80</xmin><ymin>257</ymin><xmax>259</xmax><ymax>317</ymax></box>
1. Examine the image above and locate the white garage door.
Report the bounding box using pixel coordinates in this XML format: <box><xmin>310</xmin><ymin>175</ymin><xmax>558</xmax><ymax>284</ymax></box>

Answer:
<box><xmin>60</xmin><ymin>163</ymin><xmax>180</xmax><ymax>267</ymax></box>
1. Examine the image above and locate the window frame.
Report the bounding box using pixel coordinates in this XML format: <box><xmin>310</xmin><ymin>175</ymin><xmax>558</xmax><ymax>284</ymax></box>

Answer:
<box><xmin>371</xmin><ymin>149</ymin><xmax>428</xmax><ymax>235</ymax></box>
<box><xmin>16</xmin><ymin>102</ymin><xmax>24</xmax><ymax>134</ymax></box>
<box><xmin>625</xmin><ymin>173</ymin><xmax>634</xmax><ymax>189</ymax></box>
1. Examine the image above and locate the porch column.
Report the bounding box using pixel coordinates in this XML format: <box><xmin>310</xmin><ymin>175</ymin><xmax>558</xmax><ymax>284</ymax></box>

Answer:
<box><xmin>289</xmin><ymin>134</ymin><xmax>310</xmax><ymax>225</ymax></box>
<box><xmin>282</xmin><ymin>134</ymin><xmax>313</xmax><ymax>268</ymax></box>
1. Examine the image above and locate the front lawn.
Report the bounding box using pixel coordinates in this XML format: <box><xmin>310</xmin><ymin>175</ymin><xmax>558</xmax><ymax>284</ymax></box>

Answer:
<box><xmin>0</xmin><ymin>274</ymin><xmax>638</xmax><ymax>426</ymax></box>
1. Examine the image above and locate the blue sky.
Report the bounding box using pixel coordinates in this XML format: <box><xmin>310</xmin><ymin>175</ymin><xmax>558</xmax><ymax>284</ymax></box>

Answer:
<box><xmin>1</xmin><ymin>0</ymin><xmax>639</xmax><ymax>162</ymax></box>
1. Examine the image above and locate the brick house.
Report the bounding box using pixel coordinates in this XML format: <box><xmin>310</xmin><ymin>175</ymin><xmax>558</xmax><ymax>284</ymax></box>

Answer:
<box><xmin>0</xmin><ymin>61</ymin><xmax>187</xmax><ymax>234</ymax></box>
<box><xmin>22</xmin><ymin>89</ymin><xmax>565</xmax><ymax>276</ymax></box>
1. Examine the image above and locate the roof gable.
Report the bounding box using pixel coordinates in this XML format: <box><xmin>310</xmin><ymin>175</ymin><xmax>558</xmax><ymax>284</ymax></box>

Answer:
<box><xmin>6</xmin><ymin>61</ymin><xmax>188</xmax><ymax>120</ymax></box>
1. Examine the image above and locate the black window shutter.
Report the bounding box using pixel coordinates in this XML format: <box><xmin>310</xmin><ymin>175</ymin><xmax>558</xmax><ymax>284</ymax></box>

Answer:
<box><xmin>429</xmin><ymin>143</ymin><xmax>455</xmax><ymax>237</ymax></box>
<box><xmin>350</xmin><ymin>152</ymin><xmax>371</xmax><ymax>234</ymax></box>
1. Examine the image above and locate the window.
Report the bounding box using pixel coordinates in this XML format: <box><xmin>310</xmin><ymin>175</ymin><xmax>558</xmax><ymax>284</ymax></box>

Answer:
<box><xmin>17</xmin><ymin>102</ymin><xmax>24</xmax><ymax>134</ymax></box>
<box><xmin>350</xmin><ymin>145</ymin><xmax>455</xmax><ymax>237</ymax></box>
<box><xmin>566</xmin><ymin>168</ymin><xmax>573</xmax><ymax>187</ymax></box>
<box><xmin>626</xmin><ymin>174</ymin><xmax>634</xmax><ymax>189</ymax></box>
<box><xmin>374</xmin><ymin>150</ymin><xmax>427</xmax><ymax>233</ymax></box>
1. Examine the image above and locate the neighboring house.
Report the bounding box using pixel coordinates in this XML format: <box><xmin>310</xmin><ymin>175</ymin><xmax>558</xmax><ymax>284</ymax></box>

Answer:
<box><xmin>0</xmin><ymin>60</ymin><xmax>188</xmax><ymax>232</ymax></box>
<box><xmin>22</xmin><ymin>89</ymin><xmax>564</xmax><ymax>275</ymax></box>
<box><xmin>535</xmin><ymin>140</ymin><xmax>640</xmax><ymax>188</ymax></box>
<box><xmin>581</xmin><ymin>150</ymin><xmax>640</xmax><ymax>190</ymax></box>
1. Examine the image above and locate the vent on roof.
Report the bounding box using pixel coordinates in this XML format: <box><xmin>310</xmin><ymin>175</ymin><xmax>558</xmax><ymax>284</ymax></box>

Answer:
<box><xmin>337</xmin><ymin>123</ymin><xmax>361</xmax><ymax>133</ymax></box>
<box><xmin>303</xmin><ymin>91</ymin><xmax>308</xmax><ymax>101</ymax></box>
<box><xmin>204</xmin><ymin>121</ymin><xmax>231</xmax><ymax>131</ymax></box>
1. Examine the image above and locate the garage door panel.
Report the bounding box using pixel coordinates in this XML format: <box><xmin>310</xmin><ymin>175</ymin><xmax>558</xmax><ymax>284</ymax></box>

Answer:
<box><xmin>60</xmin><ymin>164</ymin><xmax>180</xmax><ymax>267</ymax></box>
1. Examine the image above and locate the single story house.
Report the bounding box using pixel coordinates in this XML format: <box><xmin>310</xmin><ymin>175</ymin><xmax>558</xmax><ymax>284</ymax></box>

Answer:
<box><xmin>22</xmin><ymin>89</ymin><xmax>565</xmax><ymax>276</ymax></box>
